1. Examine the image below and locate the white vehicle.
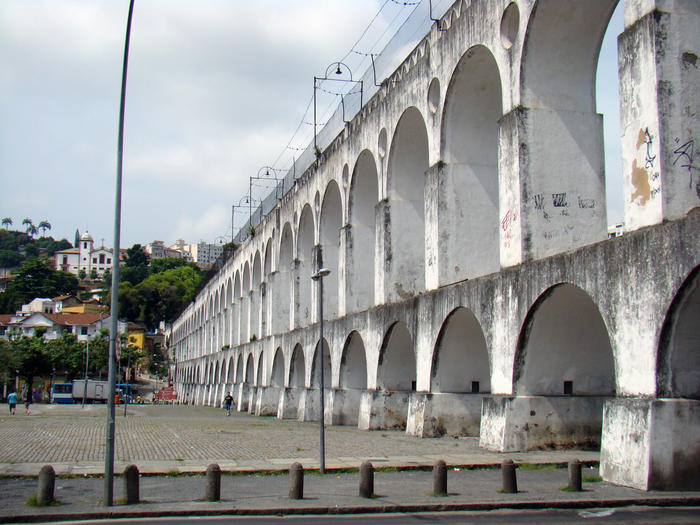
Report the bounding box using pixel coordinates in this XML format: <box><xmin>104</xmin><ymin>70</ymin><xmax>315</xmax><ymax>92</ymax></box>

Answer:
<box><xmin>72</xmin><ymin>380</ymin><xmax>110</xmax><ymax>403</ymax></box>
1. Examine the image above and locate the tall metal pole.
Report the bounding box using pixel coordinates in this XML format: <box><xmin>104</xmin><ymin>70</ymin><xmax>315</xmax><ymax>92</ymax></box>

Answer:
<box><xmin>105</xmin><ymin>0</ymin><xmax>134</xmax><ymax>507</ymax></box>
<box><xmin>82</xmin><ymin>340</ymin><xmax>89</xmax><ymax>408</ymax></box>
<box><xmin>318</xmin><ymin>274</ymin><xmax>325</xmax><ymax>474</ymax></box>
<box><xmin>312</xmin><ymin>267</ymin><xmax>329</xmax><ymax>474</ymax></box>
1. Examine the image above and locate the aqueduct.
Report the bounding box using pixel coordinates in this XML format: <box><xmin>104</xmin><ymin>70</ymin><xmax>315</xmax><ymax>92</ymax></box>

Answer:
<box><xmin>169</xmin><ymin>0</ymin><xmax>700</xmax><ymax>491</ymax></box>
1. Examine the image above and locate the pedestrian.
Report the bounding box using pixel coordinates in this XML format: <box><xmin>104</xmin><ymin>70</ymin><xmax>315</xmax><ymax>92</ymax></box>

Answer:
<box><xmin>7</xmin><ymin>391</ymin><xmax>17</xmax><ymax>415</ymax></box>
<box><xmin>24</xmin><ymin>390</ymin><xmax>31</xmax><ymax>415</ymax></box>
<box><xmin>224</xmin><ymin>392</ymin><xmax>233</xmax><ymax>416</ymax></box>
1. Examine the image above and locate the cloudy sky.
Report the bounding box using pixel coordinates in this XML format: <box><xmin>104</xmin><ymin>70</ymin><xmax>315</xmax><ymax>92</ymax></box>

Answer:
<box><xmin>0</xmin><ymin>0</ymin><xmax>623</xmax><ymax>249</ymax></box>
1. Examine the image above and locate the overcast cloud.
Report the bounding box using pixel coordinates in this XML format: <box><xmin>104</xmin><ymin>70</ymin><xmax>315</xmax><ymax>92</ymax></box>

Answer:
<box><xmin>0</xmin><ymin>0</ymin><xmax>623</xmax><ymax>249</ymax></box>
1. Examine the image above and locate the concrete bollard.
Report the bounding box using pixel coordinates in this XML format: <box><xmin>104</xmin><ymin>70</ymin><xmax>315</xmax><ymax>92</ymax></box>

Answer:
<box><xmin>37</xmin><ymin>465</ymin><xmax>55</xmax><ymax>506</ymax></box>
<box><xmin>124</xmin><ymin>464</ymin><xmax>140</xmax><ymax>504</ymax></box>
<box><xmin>568</xmin><ymin>459</ymin><xmax>582</xmax><ymax>492</ymax></box>
<box><xmin>289</xmin><ymin>462</ymin><xmax>304</xmax><ymax>499</ymax></box>
<box><xmin>433</xmin><ymin>459</ymin><xmax>447</xmax><ymax>496</ymax></box>
<box><xmin>359</xmin><ymin>460</ymin><xmax>374</xmax><ymax>498</ymax></box>
<box><xmin>501</xmin><ymin>459</ymin><xmax>517</xmax><ymax>493</ymax></box>
<box><xmin>205</xmin><ymin>463</ymin><xmax>221</xmax><ymax>501</ymax></box>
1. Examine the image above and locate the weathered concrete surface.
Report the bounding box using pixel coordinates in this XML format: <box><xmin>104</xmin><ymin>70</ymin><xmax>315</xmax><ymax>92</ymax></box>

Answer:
<box><xmin>170</xmin><ymin>0</ymin><xmax>699</xmax><ymax>492</ymax></box>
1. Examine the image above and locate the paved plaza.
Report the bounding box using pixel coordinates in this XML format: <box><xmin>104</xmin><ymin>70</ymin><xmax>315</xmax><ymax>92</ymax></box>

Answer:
<box><xmin>0</xmin><ymin>404</ymin><xmax>599</xmax><ymax>475</ymax></box>
<box><xmin>0</xmin><ymin>404</ymin><xmax>698</xmax><ymax>522</ymax></box>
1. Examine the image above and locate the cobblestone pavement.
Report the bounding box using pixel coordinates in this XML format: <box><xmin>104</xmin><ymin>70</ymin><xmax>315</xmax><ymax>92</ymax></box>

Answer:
<box><xmin>0</xmin><ymin>403</ymin><xmax>489</xmax><ymax>464</ymax></box>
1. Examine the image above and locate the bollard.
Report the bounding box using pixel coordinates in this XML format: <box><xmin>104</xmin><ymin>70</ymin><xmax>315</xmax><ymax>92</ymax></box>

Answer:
<box><xmin>289</xmin><ymin>462</ymin><xmax>304</xmax><ymax>500</ymax></box>
<box><xmin>205</xmin><ymin>463</ymin><xmax>221</xmax><ymax>501</ymax></box>
<box><xmin>37</xmin><ymin>465</ymin><xmax>55</xmax><ymax>506</ymax></box>
<box><xmin>124</xmin><ymin>464</ymin><xmax>140</xmax><ymax>504</ymax></box>
<box><xmin>568</xmin><ymin>459</ymin><xmax>582</xmax><ymax>492</ymax></box>
<box><xmin>501</xmin><ymin>459</ymin><xmax>517</xmax><ymax>493</ymax></box>
<box><xmin>433</xmin><ymin>459</ymin><xmax>447</xmax><ymax>496</ymax></box>
<box><xmin>359</xmin><ymin>460</ymin><xmax>374</xmax><ymax>498</ymax></box>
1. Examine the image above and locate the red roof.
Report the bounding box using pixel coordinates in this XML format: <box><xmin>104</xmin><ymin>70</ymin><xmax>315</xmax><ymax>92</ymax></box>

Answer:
<box><xmin>42</xmin><ymin>313</ymin><xmax>106</xmax><ymax>326</ymax></box>
<box><xmin>0</xmin><ymin>315</ymin><xmax>13</xmax><ymax>327</ymax></box>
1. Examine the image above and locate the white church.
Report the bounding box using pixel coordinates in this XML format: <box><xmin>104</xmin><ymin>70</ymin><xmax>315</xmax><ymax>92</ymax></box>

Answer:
<box><xmin>54</xmin><ymin>231</ymin><xmax>115</xmax><ymax>278</ymax></box>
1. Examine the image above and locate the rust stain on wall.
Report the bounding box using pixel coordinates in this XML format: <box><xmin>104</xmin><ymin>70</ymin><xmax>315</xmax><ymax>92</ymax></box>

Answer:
<box><xmin>631</xmin><ymin>159</ymin><xmax>651</xmax><ymax>205</ymax></box>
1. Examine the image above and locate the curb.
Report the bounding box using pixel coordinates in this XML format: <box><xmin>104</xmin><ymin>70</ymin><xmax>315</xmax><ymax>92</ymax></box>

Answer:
<box><xmin>2</xmin><ymin>497</ymin><xmax>699</xmax><ymax>523</ymax></box>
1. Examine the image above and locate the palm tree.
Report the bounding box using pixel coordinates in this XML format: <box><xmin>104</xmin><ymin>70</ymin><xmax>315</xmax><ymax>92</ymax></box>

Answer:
<box><xmin>1</xmin><ymin>217</ymin><xmax>11</xmax><ymax>229</ymax></box>
<box><xmin>21</xmin><ymin>218</ymin><xmax>33</xmax><ymax>233</ymax></box>
<box><xmin>28</xmin><ymin>224</ymin><xmax>39</xmax><ymax>238</ymax></box>
<box><xmin>38</xmin><ymin>220</ymin><xmax>52</xmax><ymax>237</ymax></box>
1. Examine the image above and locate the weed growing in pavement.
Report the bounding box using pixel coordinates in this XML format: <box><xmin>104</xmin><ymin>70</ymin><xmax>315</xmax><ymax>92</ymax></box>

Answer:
<box><xmin>517</xmin><ymin>462</ymin><xmax>560</xmax><ymax>470</ymax></box>
<box><xmin>583</xmin><ymin>475</ymin><xmax>602</xmax><ymax>482</ymax></box>
<box><xmin>26</xmin><ymin>495</ymin><xmax>60</xmax><ymax>507</ymax></box>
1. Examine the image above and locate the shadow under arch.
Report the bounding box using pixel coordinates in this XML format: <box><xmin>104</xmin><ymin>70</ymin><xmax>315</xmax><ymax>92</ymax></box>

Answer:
<box><xmin>508</xmin><ymin>282</ymin><xmax>615</xmax><ymax>450</ymax></box>
<box><xmin>657</xmin><ymin>265</ymin><xmax>700</xmax><ymax>399</ymax></box>
<box><xmin>334</xmin><ymin>330</ymin><xmax>368</xmax><ymax>427</ymax></box>
<box><xmin>439</xmin><ymin>44</ymin><xmax>502</xmax><ymax>284</ymax></box>
<box><xmin>374</xmin><ymin>321</ymin><xmax>416</xmax><ymax>431</ymax></box>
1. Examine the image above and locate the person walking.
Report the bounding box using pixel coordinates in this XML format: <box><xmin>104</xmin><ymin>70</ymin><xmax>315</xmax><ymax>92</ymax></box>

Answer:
<box><xmin>223</xmin><ymin>392</ymin><xmax>233</xmax><ymax>416</ymax></box>
<box><xmin>7</xmin><ymin>391</ymin><xmax>17</xmax><ymax>415</ymax></box>
<box><xmin>24</xmin><ymin>390</ymin><xmax>32</xmax><ymax>415</ymax></box>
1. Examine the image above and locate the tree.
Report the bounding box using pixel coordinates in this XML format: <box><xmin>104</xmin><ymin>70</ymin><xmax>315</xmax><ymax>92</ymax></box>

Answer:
<box><xmin>21</xmin><ymin>218</ymin><xmax>33</xmax><ymax>233</ymax></box>
<box><xmin>90</xmin><ymin>268</ymin><xmax>98</xmax><ymax>280</ymax></box>
<box><xmin>37</xmin><ymin>221</ymin><xmax>52</xmax><ymax>237</ymax></box>
<box><xmin>1</xmin><ymin>218</ymin><xmax>12</xmax><ymax>229</ymax></box>
<box><xmin>125</xmin><ymin>244</ymin><xmax>148</xmax><ymax>268</ymax></box>
<box><xmin>27</xmin><ymin>224</ymin><xmax>39</xmax><ymax>238</ymax></box>
<box><xmin>78</xmin><ymin>268</ymin><xmax>87</xmax><ymax>280</ymax></box>
<box><xmin>47</xmin><ymin>331</ymin><xmax>85</xmax><ymax>381</ymax></box>
<box><xmin>0</xmin><ymin>259</ymin><xmax>79</xmax><ymax>313</ymax></box>
<box><xmin>14</xmin><ymin>332</ymin><xmax>51</xmax><ymax>392</ymax></box>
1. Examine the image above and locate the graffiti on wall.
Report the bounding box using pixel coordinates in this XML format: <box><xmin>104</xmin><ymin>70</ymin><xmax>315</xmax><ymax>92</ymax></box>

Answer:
<box><xmin>631</xmin><ymin>128</ymin><xmax>660</xmax><ymax>205</ymax></box>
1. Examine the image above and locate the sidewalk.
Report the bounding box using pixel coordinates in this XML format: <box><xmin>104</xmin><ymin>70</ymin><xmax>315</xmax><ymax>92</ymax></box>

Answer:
<box><xmin>1</xmin><ymin>461</ymin><xmax>698</xmax><ymax>523</ymax></box>
<box><xmin>0</xmin><ymin>405</ymin><xmax>697</xmax><ymax>522</ymax></box>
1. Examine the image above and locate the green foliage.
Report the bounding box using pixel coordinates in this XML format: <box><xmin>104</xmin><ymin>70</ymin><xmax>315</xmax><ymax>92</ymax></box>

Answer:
<box><xmin>0</xmin><ymin>229</ymin><xmax>71</xmax><ymax>267</ymax></box>
<box><xmin>125</xmin><ymin>244</ymin><xmax>149</xmax><ymax>268</ymax></box>
<box><xmin>116</xmin><ymin>265</ymin><xmax>201</xmax><ymax>329</ymax></box>
<box><xmin>148</xmin><ymin>257</ymin><xmax>193</xmax><ymax>275</ymax></box>
<box><xmin>0</xmin><ymin>259</ymin><xmax>79</xmax><ymax>314</ymax></box>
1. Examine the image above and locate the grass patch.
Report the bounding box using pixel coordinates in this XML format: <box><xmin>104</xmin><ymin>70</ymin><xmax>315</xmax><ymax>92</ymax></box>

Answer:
<box><xmin>380</xmin><ymin>433</ymin><xmax>388</xmax><ymax>437</ymax></box>
<box><xmin>583</xmin><ymin>475</ymin><xmax>603</xmax><ymax>483</ymax></box>
<box><xmin>517</xmin><ymin>462</ymin><xmax>560</xmax><ymax>471</ymax></box>
<box><xmin>26</xmin><ymin>495</ymin><xmax>60</xmax><ymax>507</ymax></box>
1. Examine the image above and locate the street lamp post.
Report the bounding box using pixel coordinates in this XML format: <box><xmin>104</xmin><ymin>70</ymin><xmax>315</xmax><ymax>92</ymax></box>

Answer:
<box><xmin>311</xmin><ymin>267</ymin><xmax>330</xmax><ymax>474</ymax></box>
<box><xmin>82</xmin><ymin>339</ymin><xmax>89</xmax><ymax>408</ymax></box>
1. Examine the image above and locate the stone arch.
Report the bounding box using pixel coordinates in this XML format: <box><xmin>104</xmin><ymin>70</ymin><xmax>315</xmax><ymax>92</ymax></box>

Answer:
<box><xmin>320</xmin><ymin>180</ymin><xmax>342</xmax><ymax>319</ymax></box>
<box><xmin>310</xmin><ymin>338</ymin><xmax>332</xmax><ymax>388</ymax></box>
<box><xmin>233</xmin><ymin>271</ymin><xmax>241</xmax><ymax>345</ymax></box>
<box><xmin>521</xmin><ymin>0</ymin><xmax>618</xmax><ymax>113</ymax></box>
<box><xmin>296</xmin><ymin>204</ymin><xmax>315</xmax><ymax>328</ymax></box>
<box><xmin>514</xmin><ymin>283</ymin><xmax>615</xmax><ymax>395</ymax></box>
<box><xmin>242</xmin><ymin>262</ymin><xmax>251</xmax><ymax>342</ymax></box>
<box><xmin>378</xmin><ymin>321</ymin><xmax>416</xmax><ymax>392</ymax></box>
<box><xmin>256</xmin><ymin>352</ymin><xmax>264</xmax><ymax>387</ymax></box>
<box><xmin>270</xmin><ymin>347</ymin><xmax>285</xmax><ymax>387</ymax></box>
<box><xmin>227</xmin><ymin>356</ymin><xmax>235</xmax><ymax>382</ymax></box>
<box><xmin>235</xmin><ymin>353</ymin><xmax>244</xmax><ymax>384</ymax></box>
<box><xmin>289</xmin><ymin>344</ymin><xmax>305</xmax><ymax>388</ymax></box>
<box><xmin>340</xmin><ymin>331</ymin><xmax>368</xmax><ymax>390</ymax></box>
<box><xmin>245</xmin><ymin>353</ymin><xmax>255</xmax><ymax>385</ymax></box>
<box><xmin>348</xmin><ymin>149</ymin><xmax>378</xmax><ymax>313</ymax></box>
<box><xmin>511</xmin><ymin>283</ymin><xmax>615</xmax><ymax>449</ymax></box>
<box><xmin>514</xmin><ymin>0</ymin><xmax>615</xmax><ymax>255</ymax></box>
<box><xmin>657</xmin><ymin>266</ymin><xmax>700</xmax><ymax>399</ymax></box>
<box><xmin>439</xmin><ymin>44</ymin><xmax>502</xmax><ymax>284</ymax></box>
<box><xmin>431</xmin><ymin>307</ymin><xmax>490</xmax><ymax>393</ymax></box>
<box><xmin>275</xmin><ymin>222</ymin><xmax>294</xmax><ymax>334</ymax></box>
<box><xmin>386</xmin><ymin>107</ymin><xmax>429</xmax><ymax>301</ymax></box>
<box><xmin>336</xmin><ymin>331</ymin><xmax>368</xmax><ymax>427</ymax></box>
<box><xmin>251</xmin><ymin>251</ymin><xmax>262</xmax><ymax>339</ymax></box>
